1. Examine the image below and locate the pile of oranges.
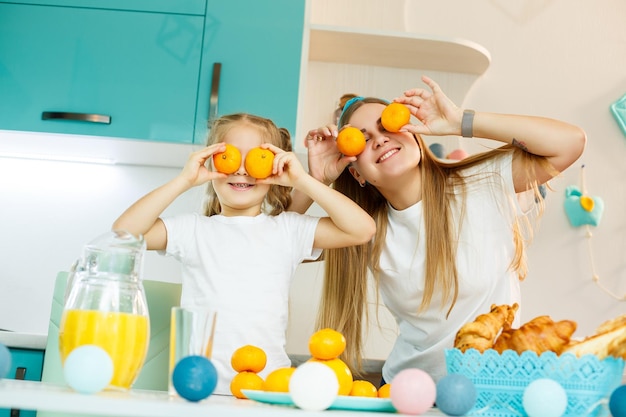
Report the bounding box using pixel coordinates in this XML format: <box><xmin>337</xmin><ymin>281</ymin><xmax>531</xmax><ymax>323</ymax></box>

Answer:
<box><xmin>308</xmin><ymin>328</ymin><xmax>391</xmax><ymax>398</ymax></box>
<box><xmin>229</xmin><ymin>330</ymin><xmax>391</xmax><ymax>399</ymax></box>
<box><xmin>229</xmin><ymin>344</ymin><xmax>296</xmax><ymax>398</ymax></box>
<box><xmin>307</xmin><ymin>328</ymin><xmax>353</xmax><ymax>396</ymax></box>
<box><xmin>229</xmin><ymin>345</ymin><xmax>266</xmax><ymax>399</ymax></box>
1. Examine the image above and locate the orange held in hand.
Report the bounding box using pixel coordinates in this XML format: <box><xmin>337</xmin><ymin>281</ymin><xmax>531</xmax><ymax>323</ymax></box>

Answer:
<box><xmin>381</xmin><ymin>102</ymin><xmax>410</xmax><ymax>133</ymax></box>
<box><xmin>349</xmin><ymin>380</ymin><xmax>378</xmax><ymax>397</ymax></box>
<box><xmin>244</xmin><ymin>147</ymin><xmax>274</xmax><ymax>179</ymax></box>
<box><xmin>309</xmin><ymin>357</ymin><xmax>353</xmax><ymax>396</ymax></box>
<box><xmin>336</xmin><ymin>127</ymin><xmax>366</xmax><ymax>156</ymax></box>
<box><xmin>230</xmin><ymin>371</ymin><xmax>264</xmax><ymax>399</ymax></box>
<box><xmin>213</xmin><ymin>143</ymin><xmax>242</xmax><ymax>174</ymax></box>
<box><xmin>263</xmin><ymin>366</ymin><xmax>296</xmax><ymax>393</ymax></box>
<box><xmin>231</xmin><ymin>345</ymin><xmax>267</xmax><ymax>373</ymax></box>
<box><xmin>309</xmin><ymin>328</ymin><xmax>347</xmax><ymax>360</ymax></box>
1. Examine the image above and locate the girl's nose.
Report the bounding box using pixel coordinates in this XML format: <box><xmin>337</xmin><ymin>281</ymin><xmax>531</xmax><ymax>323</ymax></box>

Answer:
<box><xmin>233</xmin><ymin>159</ymin><xmax>248</xmax><ymax>176</ymax></box>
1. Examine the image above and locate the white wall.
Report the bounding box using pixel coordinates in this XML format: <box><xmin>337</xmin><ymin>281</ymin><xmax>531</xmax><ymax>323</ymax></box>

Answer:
<box><xmin>0</xmin><ymin>135</ymin><xmax>204</xmax><ymax>333</ymax></box>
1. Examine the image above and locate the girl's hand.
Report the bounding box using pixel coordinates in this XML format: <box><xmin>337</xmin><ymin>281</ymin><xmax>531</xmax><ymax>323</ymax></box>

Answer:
<box><xmin>304</xmin><ymin>125</ymin><xmax>355</xmax><ymax>185</ymax></box>
<box><xmin>179</xmin><ymin>144</ymin><xmax>227</xmax><ymax>187</ymax></box>
<box><xmin>393</xmin><ymin>75</ymin><xmax>464</xmax><ymax>137</ymax></box>
<box><xmin>256</xmin><ymin>144</ymin><xmax>305</xmax><ymax>188</ymax></box>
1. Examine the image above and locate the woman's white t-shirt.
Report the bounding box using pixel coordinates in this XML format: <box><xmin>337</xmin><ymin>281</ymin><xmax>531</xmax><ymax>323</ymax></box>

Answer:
<box><xmin>379</xmin><ymin>153</ymin><xmax>529</xmax><ymax>383</ymax></box>
<box><xmin>162</xmin><ymin>212</ymin><xmax>321</xmax><ymax>395</ymax></box>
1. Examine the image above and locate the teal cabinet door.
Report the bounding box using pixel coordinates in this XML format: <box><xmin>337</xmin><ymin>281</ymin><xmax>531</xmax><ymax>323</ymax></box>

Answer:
<box><xmin>194</xmin><ymin>0</ymin><xmax>305</xmax><ymax>144</ymax></box>
<box><xmin>0</xmin><ymin>348</ymin><xmax>44</xmax><ymax>417</ymax></box>
<box><xmin>0</xmin><ymin>3</ymin><xmax>204</xmax><ymax>143</ymax></box>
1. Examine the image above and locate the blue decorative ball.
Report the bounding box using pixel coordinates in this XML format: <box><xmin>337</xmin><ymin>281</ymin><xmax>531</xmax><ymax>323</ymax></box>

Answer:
<box><xmin>429</xmin><ymin>143</ymin><xmax>445</xmax><ymax>159</ymax></box>
<box><xmin>610</xmin><ymin>385</ymin><xmax>626</xmax><ymax>417</ymax></box>
<box><xmin>63</xmin><ymin>345</ymin><xmax>113</xmax><ymax>394</ymax></box>
<box><xmin>172</xmin><ymin>355</ymin><xmax>218</xmax><ymax>402</ymax></box>
<box><xmin>435</xmin><ymin>374</ymin><xmax>477</xmax><ymax>416</ymax></box>
<box><xmin>523</xmin><ymin>378</ymin><xmax>567</xmax><ymax>417</ymax></box>
<box><xmin>0</xmin><ymin>343</ymin><xmax>11</xmax><ymax>379</ymax></box>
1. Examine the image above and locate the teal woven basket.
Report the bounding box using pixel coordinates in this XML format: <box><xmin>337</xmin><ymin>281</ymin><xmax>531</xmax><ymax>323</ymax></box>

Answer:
<box><xmin>445</xmin><ymin>348</ymin><xmax>624</xmax><ymax>417</ymax></box>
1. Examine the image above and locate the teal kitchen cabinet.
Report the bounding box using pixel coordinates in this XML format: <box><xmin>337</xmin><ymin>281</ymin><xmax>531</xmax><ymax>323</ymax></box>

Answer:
<box><xmin>0</xmin><ymin>347</ymin><xmax>44</xmax><ymax>417</ymax></box>
<box><xmin>193</xmin><ymin>0</ymin><xmax>305</xmax><ymax>144</ymax></box>
<box><xmin>0</xmin><ymin>0</ymin><xmax>305</xmax><ymax>145</ymax></box>
<box><xmin>0</xmin><ymin>1</ymin><xmax>206</xmax><ymax>143</ymax></box>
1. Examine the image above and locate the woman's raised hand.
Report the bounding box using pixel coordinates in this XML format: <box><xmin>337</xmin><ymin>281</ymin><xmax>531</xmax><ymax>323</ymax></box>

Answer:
<box><xmin>305</xmin><ymin>124</ymin><xmax>355</xmax><ymax>185</ymax></box>
<box><xmin>394</xmin><ymin>75</ymin><xmax>464</xmax><ymax>137</ymax></box>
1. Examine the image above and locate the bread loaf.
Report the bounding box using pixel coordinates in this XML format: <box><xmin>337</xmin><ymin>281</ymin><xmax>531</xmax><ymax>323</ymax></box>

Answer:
<box><xmin>563</xmin><ymin>314</ymin><xmax>626</xmax><ymax>359</ymax></box>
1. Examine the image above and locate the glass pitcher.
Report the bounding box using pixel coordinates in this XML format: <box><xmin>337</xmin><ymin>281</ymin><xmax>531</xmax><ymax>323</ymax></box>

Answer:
<box><xmin>59</xmin><ymin>230</ymin><xmax>150</xmax><ymax>390</ymax></box>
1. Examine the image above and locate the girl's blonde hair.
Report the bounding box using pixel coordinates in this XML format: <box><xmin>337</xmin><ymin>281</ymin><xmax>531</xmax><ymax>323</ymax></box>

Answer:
<box><xmin>318</xmin><ymin>98</ymin><xmax>552</xmax><ymax>373</ymax></box>
<box><xmin>203</xmin><ymin>113</ymin><xmax>293</xmax><ymax>216</ymax></box>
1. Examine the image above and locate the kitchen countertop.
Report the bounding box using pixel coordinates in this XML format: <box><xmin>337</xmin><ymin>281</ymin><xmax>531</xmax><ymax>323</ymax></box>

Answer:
<box><xmin>0</xmin><ymin>379</ymin><xmax>445</xmax><ymax>417</ymax></box>
<box><xmin>0</xmin><ymin>331</ymin><xmax>47</xmax><ymax>350</ymax></box>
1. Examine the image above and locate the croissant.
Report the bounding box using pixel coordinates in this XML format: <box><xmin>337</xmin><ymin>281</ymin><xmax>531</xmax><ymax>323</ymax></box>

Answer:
<box><xmin>493</xmin><ymin>315</ymin><xmax>577</xmax><ymax>355</ymax></box>
<box><xmin>454</xmin><ymin>303</ymin><xmax>519</xmax><ymax>352</ymax></box>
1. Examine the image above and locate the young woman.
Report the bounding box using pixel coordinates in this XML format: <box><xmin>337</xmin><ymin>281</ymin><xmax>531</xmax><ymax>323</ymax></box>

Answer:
<box><xmin>292</xmin><ymin>75</ymin><xmax>586</xmax><ymax>384</ymax></box>
<box><xmin>113</xmin><ymin>113</ymin><xmax>375</xmax><ymax>395</ymax></box>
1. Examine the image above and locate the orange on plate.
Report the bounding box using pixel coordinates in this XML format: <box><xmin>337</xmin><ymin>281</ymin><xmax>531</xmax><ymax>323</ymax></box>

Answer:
<box><xmin>381</xmin><ymin>102</ymin><xmax>410</xmax><ymax>133</ymax></box>
<box><xmin>231</xmin><ymin>345</ymin><xmax>267</xmax><ymax>373</ymax></box>
<box><xmin>263</xmin><ymin>366</ymin><xmax>296</xmax><ymax>393</ymax></box>
<box><xmin>308</xmin><ymin>328</ymin><xmax>347</xmax><ymax>360</ymax></box>
<box><xmin>377</xmin><ymin>383</ymin><xmax>391</xmax><ymax>398</ymax></box>
<box><xmin>244</xmin><ymin>147</ymin><xmax>274</xmax><ymax>179</ymax></box>
<box><xmin>309</xmin><ymin>357</ymin><xmax>353</xmax><ymax>396</ymax></box>
<box><xmin>349</xmin><ymin>380</ymin><xmax>378</xmax><ymax>397</ymax></box>
<box><xmin>336</xmin><ymin>127</ymin><xmax>366</xmax><ymax>156</ymax></box>
<box><xmin>230</xmin><ymin>371</ymin><xmax>264</xmax><ymax>399</ymax></box>
<box><xmin>213</xmin><ymin>143</ymin><xmax>242</xmax><ymax>174</ymax></box>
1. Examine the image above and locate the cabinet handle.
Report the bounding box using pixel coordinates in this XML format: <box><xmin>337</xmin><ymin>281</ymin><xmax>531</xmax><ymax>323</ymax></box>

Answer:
<box><xmin>208</xmin><ymin>63</ymin><xmax>222</xmax><ymax>124</ymax></box>
<box><xmin>42</xmin><ymin>111</ymin><xmax>111</xmax><ymax>124</ymax></box>
<box><xmin>10</xmin><ymin>367</ymin><xmax>26</xmax><ymax>417</ymax></box>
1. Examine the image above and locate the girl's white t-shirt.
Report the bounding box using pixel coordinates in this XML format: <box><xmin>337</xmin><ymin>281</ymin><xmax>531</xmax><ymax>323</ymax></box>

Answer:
<box><xmin>162</xmin><ymin>211</ymin><xmax>320</xmax><ymax>395</ymax></box>
<box><xmin>378</xmin><ymin>153</ymin><xmax>529</xmax><ymax>383</ymax></box>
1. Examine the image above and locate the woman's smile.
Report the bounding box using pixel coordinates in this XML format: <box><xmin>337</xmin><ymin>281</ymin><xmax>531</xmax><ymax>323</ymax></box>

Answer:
<box><xmin>377</xmin><ymin>147</ymin><xmax>400</xmax><ymax>163</ymax></box>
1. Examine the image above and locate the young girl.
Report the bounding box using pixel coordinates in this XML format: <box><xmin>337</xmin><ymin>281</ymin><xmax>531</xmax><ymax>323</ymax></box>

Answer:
<box><xmin>113</xmin><ymin>113</ymin><xmax>376</xmax><ymax>395</ymax></box>
<box><xmin>293</xmin><ymin>75</ymin><xmax>586</xmax><ymax>384</ymax></box>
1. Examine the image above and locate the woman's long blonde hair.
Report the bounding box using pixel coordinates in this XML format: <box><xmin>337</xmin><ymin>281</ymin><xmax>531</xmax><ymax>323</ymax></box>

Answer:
<box><xmin>203</xmin><ymin>113</ymin><xmax>293</xmax><ymax>216</ymax></box>
<box><xmin>317</xmin><ymin>98</ymin><xmax>551</xmax><ymax>373</ymax></box>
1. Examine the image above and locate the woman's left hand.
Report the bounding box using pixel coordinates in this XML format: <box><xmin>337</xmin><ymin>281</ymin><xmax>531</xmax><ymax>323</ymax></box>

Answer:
<box><xmin>394</xmin><ymin>75</ymin><xmax>464</xmax><ymax>137</ymax></box>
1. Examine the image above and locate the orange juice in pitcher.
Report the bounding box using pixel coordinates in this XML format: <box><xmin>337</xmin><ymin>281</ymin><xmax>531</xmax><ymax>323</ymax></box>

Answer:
<box><xmin>59</xmin><ymin>309</ymin><xmax>149</xmax><ymax>389</ymax></box>
<box><xmin>61</xmin><ymin>230</ymin><xmax>150</xmax><ymax>390</ymax></box>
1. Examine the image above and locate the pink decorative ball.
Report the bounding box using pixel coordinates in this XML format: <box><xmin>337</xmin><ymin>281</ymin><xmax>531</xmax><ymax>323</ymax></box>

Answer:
<box><xmin>447</xmin><ymin>149</ymin><xmax>468</xmax><ymax>160</ymax></box>
<box><xmin>390</xmin><ymin>368</ymin><xmax>436</xmax><ymax>415</ymax></box>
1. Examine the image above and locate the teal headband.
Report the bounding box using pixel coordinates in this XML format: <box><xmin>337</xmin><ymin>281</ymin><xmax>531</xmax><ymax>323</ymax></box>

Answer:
<box><xmin>337</xmin><ymin>96</ymin><xmax>390</xmax><ymax>127</ymax></box>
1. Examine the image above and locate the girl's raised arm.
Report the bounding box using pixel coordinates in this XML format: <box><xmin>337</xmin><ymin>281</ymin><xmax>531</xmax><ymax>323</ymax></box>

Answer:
<box><xmin>112</xmin><ymin>145</ymin><xmax>226</xmax><ymax>250</ymax></box>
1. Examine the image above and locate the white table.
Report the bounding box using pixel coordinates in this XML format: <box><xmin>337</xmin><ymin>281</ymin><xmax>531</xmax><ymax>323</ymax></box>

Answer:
<box><xmin>0</xmin><ymin>379</ymin><xmax>444</xmax><ymax>417</ymax></box>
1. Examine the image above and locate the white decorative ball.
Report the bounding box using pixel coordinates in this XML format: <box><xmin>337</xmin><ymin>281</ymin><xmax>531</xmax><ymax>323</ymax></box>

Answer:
<box><xmin>289</xmin><ymin>362</ymin><xmax>339</xmax><ymax>411</ymax></box>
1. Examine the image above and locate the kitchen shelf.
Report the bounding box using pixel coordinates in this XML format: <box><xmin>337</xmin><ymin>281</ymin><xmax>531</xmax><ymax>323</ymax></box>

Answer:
<box><xmin>309</xmin><ymin>24</ymin><xmax>491</xmax><ymax>75</ymax></box>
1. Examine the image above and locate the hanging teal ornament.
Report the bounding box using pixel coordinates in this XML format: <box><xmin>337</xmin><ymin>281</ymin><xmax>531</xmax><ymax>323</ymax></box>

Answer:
<box><xmin>564</xmin><ymin>165</ymin><xmax>604</xmax><ymax>227</ymax></box>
